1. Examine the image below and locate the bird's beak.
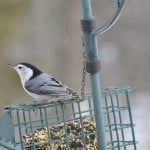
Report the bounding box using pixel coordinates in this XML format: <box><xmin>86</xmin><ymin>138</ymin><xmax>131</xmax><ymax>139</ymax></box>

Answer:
<box><xmin>8</xmin><ymin>64</ymin><xmax>16</xmax><ymax>68</ymax></box>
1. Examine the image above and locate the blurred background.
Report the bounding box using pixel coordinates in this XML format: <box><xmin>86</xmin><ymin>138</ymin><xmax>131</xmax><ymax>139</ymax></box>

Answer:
<box><xmin>0</xmin><ymin>0</ymin><xmax>149</xmax><ymax>149</ymax></box>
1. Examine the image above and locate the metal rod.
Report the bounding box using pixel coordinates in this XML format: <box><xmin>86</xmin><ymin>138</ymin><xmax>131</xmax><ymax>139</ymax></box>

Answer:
<box><xmin>16</xmin><ymin>110</ymin><xmax>24</xmax><ymax>150</ymax></box>
<box><xmin>110</xmin><ymin>93</ymin><xmax>121</xmax><ymax>149</ymax></box>
<box><xmin>105</xmin><ymin>95</ymin><xmax>113</xmax><ymax>148</ymax></box>
<box><xmin>0</xmin><ymin>140</ymin><xmax>16</xmax><ymax>150</ymax></box>
<box><xmin>28</xmin><ymin>110</ymin><xmax>36</xmax><ymax>150</ymax></box>
<box><xmin>125</xmin><ymin>91</ymin><xmax>137</xmax><ymax>150</ymax></box>
<box><xmin>44</xmin><ymin>107</ymin><xmax>52</xmax><ymax>150</ymax></box>
<box><xmin>115</xmin><ymin>93</ymin><xmax>127</xmax><ymax>150</ymax></box>
<box><xmin>77</xmin><ymin>102</ymin><xmax>87</xmax><ymax>149</ymax></box>
<box><xmin>81</xmin><ymin>0</ymin><xmax>107</xmax><ymax>149</ymax></box>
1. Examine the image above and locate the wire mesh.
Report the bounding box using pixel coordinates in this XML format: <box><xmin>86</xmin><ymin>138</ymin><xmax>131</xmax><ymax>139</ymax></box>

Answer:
<box><xmin>1</xmin><ymin>86</ymin><xmax>137</xmax><ymax>150</ymax></box>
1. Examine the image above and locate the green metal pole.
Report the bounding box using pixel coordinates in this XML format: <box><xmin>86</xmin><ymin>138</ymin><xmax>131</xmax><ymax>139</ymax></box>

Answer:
<box><xmin>81</xmin><ymin>0</ymin><xmax>107</xmax><ymax>149</ymax></box>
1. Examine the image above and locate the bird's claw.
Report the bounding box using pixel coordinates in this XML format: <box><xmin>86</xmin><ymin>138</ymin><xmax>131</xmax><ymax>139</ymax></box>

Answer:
<box><xmin>57</xmin><ymin>99</ymin><xmax>67</xmax><ymax>109</ymax></box>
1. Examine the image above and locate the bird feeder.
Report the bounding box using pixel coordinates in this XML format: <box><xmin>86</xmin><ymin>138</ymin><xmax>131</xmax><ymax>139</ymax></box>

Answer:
<box><xmin>0</xmin><ymin>0</ymin><xmax>137</xmax><ymax>150</ymax></box>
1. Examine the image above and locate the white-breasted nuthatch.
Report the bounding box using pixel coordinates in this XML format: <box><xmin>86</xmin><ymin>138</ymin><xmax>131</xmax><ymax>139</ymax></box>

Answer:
<box><xmin>9</xmin><ymin>63</ymin><xmax>79</xmax><ymax>101</ymax></box>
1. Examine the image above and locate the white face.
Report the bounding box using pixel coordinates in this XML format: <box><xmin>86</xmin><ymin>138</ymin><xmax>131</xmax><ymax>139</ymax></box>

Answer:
<box><xmin>10</xmin><ymin>64</ymin><xmax>33</xmax><ymax>84</ymax></box>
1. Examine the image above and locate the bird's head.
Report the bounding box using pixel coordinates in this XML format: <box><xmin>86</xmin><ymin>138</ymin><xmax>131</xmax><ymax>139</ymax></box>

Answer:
<box><xmin>8</xmin><ymin>63</ymin><xmax>42</xmax><ymax>83</ymax></box>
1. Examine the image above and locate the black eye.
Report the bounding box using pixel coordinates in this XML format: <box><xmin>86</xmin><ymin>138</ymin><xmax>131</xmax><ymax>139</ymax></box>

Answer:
<box><xmin>18</xmin><ymin>66</ymin><xmax>23</xmax><ymax>69</ymax></box>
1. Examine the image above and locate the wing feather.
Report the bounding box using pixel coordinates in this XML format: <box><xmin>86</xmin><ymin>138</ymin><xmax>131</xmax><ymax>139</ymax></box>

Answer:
<box><xmin>25</xmin><ymin>73</ymin><xmax>68</xmax><ymax>96</ymax></box>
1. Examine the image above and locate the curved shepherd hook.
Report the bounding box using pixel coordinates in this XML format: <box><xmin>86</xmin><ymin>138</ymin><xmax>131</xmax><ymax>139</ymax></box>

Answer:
<box><xmin>92</xmin><ymin>0</ymin><xmax>126</xmax><ymax>36</ymax></box>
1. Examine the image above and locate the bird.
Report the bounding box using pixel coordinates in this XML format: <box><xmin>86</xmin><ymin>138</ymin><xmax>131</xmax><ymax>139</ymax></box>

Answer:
<box><xmin>8</xmin><ymin>63</ymin><xmax>79</xmax><ymax>102</ymax></box>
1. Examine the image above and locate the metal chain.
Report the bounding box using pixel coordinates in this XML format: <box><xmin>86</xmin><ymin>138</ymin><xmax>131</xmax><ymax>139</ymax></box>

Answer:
<box><xmin>80</xmin><ymin>38</ymin><xmax>87</xmax><ymax>100</ymax></box>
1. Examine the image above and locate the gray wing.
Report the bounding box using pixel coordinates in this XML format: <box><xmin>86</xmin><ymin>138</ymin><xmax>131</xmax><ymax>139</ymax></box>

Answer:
<box><xmin>25</xmin><ymin>73</ymin><xmax>68</xmax><ymax>96</ymax></box>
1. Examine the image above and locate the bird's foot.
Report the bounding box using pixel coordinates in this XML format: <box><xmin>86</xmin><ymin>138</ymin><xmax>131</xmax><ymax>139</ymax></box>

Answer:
<box><xmin>57</xmin><ymin>99</ymin><xmax>66</xmax><ymax>109</ymax></box>
<box><xmin>32</xmin><ymin>102</ymin><xmax>40</xmax><ymax>116</ymax></box>
<box><xmin>71</xmin><ymin>95</ymin><xmax>85</xmax><ymax>102</ymax></box>
<box><xmin>32</xmin><ymin>100</ymin><xmax>47</xmax><ymax>115</ymax></box>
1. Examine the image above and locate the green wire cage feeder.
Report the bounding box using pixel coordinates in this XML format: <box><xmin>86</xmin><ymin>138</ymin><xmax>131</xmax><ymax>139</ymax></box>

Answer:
<box><xmin>0</xmin><ymin>0</ymin><xmax>137</xmax><ymax>150</ymax></box>
<box><xmin>0</xmin><ymin>87</ymin><xmax>136</xmax><ymax>150</ymax></box>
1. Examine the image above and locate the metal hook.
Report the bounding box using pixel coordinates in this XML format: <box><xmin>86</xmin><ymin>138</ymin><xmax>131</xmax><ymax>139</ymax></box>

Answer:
<box><xmin>91</xmin><ymin>0</ymin><xmax>126</xmax><ymax>36</ymax></box>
